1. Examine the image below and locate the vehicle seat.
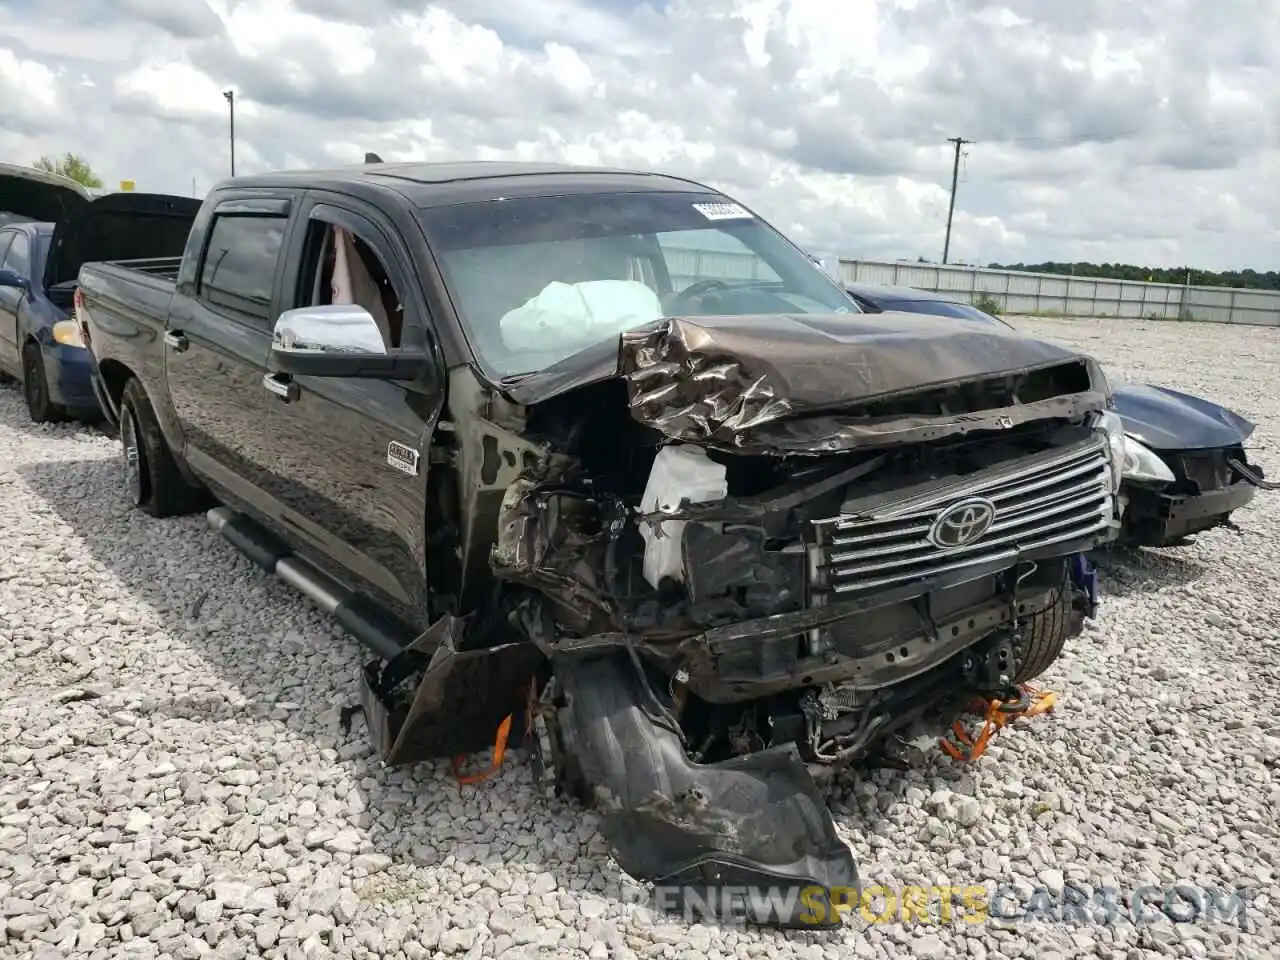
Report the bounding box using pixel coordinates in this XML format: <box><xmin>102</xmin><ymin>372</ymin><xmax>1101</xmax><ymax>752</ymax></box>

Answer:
<box><xmin>330</xmin><ymin>226</ymin><xmax>396</xmax><ymax>349</ymax></box>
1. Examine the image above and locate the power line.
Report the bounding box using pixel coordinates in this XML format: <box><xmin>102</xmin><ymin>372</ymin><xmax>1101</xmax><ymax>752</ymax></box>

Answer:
<box><xmin>942</xmin><ymin>136</ymin><xmax>973</xmax><ymax>265</ymax></box>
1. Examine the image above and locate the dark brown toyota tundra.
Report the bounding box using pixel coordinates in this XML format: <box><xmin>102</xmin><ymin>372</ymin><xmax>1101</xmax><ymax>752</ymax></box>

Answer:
<box><xmin>75</xmin><ymin>160</ymin><xmax>1122</xmax><ymax>926</ymax></box>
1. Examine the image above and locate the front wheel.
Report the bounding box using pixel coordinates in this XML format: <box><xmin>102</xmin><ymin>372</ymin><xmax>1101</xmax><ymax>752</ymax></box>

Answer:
<box><xmin>118</xmin><ymin>377</ymin><xmax>206</xmax><ymax>518</ymax></box>
<box><xmin>1014</xmin><ymin>587</ymin><xmax>1078</xmax><ymax>683</ymax></box>
<box><xmin>22</xmin><ymin>341</ymin><xmax>67</xmax><ymax>424</ymax></box>
<box><xmin>526</xmin><ymin>675</ymin><xmax>588</xmax><ymax>804</ymax></box>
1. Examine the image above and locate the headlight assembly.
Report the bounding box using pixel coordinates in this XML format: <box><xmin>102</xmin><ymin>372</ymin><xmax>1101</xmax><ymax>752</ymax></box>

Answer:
<box><xmin>1120</xmin><ymin>435</ymin><xmax>1175</xmax><ymax>485</ymax></box>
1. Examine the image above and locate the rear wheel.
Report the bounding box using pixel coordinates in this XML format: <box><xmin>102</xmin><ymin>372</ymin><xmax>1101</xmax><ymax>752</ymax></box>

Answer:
<box><xmin>119</xmin><ymin>377</ymin><xmax>206</xmax><ymax>518</ymax></box>
<box><xmin>22</xmin><ymin>341</ymin><xmax>67</xmax><ymax>424</ymax></box>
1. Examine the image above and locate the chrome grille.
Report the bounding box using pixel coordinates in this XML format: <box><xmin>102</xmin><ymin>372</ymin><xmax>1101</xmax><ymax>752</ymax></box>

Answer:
<box><xmin>811</xmin><ymin>437</ymin><xmax>1115</xmax><ymax>595</ymax></box>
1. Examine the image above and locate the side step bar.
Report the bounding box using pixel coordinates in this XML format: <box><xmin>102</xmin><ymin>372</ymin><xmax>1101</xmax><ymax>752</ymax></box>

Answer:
<box><xmin>207</xmin><ymin>506</ymin><xmax>408</xmax><ymax>660</ymax></box>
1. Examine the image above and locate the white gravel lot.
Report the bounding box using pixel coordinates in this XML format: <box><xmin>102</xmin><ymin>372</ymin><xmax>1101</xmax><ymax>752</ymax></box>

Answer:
<box><xmin>1</xmin><ymin>316</ymin><xmax>1278</xmax><ymax>960</ymax></box>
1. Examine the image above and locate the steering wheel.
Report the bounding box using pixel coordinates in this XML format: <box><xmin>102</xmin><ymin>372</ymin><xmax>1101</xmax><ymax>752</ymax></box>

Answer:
<box><xmin>667</xmin><ymin>278</ymin><xmax>731</xmax><ymax>313</ymax></box>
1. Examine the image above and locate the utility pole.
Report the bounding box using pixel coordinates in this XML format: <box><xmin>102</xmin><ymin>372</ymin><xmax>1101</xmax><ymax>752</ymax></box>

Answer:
<box><xmin>222</xmin><ymin>90</ymin><xmax>236</xmax><ymax>176</ymax></box>
<box><xmin>942</xmin><ymin>136</ymin><xmax>973</xmax><ymax>264</ymax></box>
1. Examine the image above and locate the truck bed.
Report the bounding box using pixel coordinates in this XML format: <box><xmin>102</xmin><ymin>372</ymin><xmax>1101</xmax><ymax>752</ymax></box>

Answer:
<box><xmin>78</xmin><ymin>259</ymin><xmax>178</xmax><ymax>329</ymax></box>
<box><xmin>78</xmin><ymin>259</ymin><xmax>181</xmax><ymax>413</ymax></box>
<box><xmin>104</xmin><ymin>256</ymin><xmax>183</xmax><ymax>283</ymax></box>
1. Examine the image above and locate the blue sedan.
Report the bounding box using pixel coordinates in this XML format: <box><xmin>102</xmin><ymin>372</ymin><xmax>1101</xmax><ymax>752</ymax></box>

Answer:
<box><xmin>0</xmin><ymin>162</ymin><xmax>201</xmax><ymax>424</ymax></box>
<box><xmin>0</xmin><ymin>219</ymin><xmax>100</xmax><ymax>421</ymax></box>
<box><xmin>844</xmin><ymin>281</ymin><xmax>1273</xmax><ymax>548</ymax></box>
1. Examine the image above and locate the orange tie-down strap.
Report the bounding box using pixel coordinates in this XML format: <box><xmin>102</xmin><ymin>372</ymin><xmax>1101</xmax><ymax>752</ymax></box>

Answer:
<box><xmin>940</xmin><ymin>684</ymin><xmax>1057</xmax><ymax>762</ymax></box>
<box><xmin>452</xmin><ymin>714</ymin><xmax>514</xmax><ymax>787</ymax></box>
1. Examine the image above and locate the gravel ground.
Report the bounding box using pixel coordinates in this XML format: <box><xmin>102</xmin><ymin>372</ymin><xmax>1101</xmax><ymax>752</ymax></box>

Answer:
<box><xmin>1</xmin><ymin>316</ymin><xmax>1278</xmax><ymax>960</ymax></box>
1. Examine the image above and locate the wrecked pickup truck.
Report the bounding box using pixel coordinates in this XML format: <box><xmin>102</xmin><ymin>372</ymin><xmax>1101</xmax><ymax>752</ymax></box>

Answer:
<box><xmin>76</xmin><ymin>160</ymin><xmax>1123</xmax><ymax>927</ymax></box>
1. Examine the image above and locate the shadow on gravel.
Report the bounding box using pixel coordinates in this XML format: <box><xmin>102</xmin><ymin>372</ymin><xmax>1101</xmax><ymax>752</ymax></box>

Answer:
<box><xmin>17</xmin><ymin>455</ymin><xmax>881</xmax><ymax>944</ymax></box>
<box><xmin>1091</xmin><ymin>545</ymin><xmax>1212</xmax><ymax>598</ymax></box>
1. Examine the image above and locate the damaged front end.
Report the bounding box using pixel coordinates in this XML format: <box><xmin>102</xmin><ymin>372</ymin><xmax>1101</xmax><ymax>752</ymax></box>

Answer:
<box><xmin>549</xmin><ymin>654</ymin><xmax>860</xmax><ymax>928</ymax></box>
<box><xmin>359</xmin><ymin>312</ymin><xmax>1122</xmax><ymax>929</ymax></box>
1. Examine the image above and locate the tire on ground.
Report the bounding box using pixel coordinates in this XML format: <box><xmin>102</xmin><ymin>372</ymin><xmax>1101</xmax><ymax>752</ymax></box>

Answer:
<box><xmin>22</xmin><ymin>340</ymin><xmax>67</xmax><ymax>424</ymax></box>
<box><xmin>1014</xmin><ymin>586</ymin><xmax>1073</xmax><ymax>683</ymax></box>
<box><xmin>120</xmin><ymin>377</ymin><xmax>206</xmax><ymax>518</ymax></box>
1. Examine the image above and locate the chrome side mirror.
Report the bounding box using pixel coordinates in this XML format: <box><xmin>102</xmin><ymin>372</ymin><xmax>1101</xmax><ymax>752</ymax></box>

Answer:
<box><xmin>269</xmin><ymin>304</ymin><xmax>433</xmax><ymax>383</ymax></box>
<box><xmin>272</xmin><ymin>304</ymin><xmax>388</xmax><ymax>357</ymax></box>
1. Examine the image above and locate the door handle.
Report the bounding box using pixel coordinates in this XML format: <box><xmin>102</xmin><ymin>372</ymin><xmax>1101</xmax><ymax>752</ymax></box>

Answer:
<box><xmin>263</xmin><ymin>372</ymin><xmax>299</xmax><ymax>402</ymax></box>
<box><xmin>163</xmin><ymin>331</ymin><xmax>189</xmax><ymax>352</ymax></box>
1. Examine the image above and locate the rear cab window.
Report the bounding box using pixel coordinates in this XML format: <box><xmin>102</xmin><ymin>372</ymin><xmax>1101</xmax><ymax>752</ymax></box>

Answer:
<box><xmin>196</xmin><ymin>205</ymin><xmax>288</xmax><ymax>326</ymax></box>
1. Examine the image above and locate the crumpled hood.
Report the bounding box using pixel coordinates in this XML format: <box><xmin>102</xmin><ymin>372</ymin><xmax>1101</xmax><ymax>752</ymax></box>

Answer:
<box><xmin>609</xmin><ymin>312</ymin><xmax>1110</xmax><ymax>454</ymax></box>
<box><xmin>1111</xmin><ymin>381</ymin><xmax>1256</xmax><ymax>451</ymax></box>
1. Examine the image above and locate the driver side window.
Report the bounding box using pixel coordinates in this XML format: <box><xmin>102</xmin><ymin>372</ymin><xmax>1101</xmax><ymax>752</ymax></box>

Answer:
<box><xmin>656</xmin><ymin>228</ymin><xmax>780</xmax><ymax>292</ymax></box>
<box><xmin>302</xmin><ymin>218</ymin><xmax>405</xmax><ymax>349</ymax></box>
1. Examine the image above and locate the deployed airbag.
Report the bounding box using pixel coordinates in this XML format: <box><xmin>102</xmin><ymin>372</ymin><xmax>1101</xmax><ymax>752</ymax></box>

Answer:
<box><xmin>500</xmin><ymin>280</ymin><xmax>663</xmax><ymax>354</ymax></box>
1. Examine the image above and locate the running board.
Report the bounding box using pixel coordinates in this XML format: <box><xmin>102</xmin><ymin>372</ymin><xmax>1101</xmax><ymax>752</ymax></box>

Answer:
<box><xmin>206</xmin><ymin>506</ymin><xmax>408</xmax><ymax>660</ymax></box>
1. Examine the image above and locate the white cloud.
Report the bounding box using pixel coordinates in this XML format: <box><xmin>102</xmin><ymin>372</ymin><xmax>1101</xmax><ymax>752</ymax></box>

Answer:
<box><xmin>0</xmin><ymin>48</ymin><xmax>59</xmax><ymax>116</ymax></box>
<box><xmin>1</xmin><ymin>0</ymin><xmax>1279</xmax><ymax>270</ymax></box>
<box><xmin>115</xmin><ymin>61</ymin><xmax>258</xmax><ymax>119</ymax></box>
<box><xmin>209</xmin><ymin>0</ymin><xmax>375</xmax><ymax>74</ymax></box>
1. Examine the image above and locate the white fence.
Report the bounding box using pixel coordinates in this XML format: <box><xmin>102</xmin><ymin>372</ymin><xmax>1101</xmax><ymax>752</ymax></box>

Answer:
<box><xmin>836</xmin><ymin>258</ymin><xmax>1280</xmax><ymax>327</ymax></box>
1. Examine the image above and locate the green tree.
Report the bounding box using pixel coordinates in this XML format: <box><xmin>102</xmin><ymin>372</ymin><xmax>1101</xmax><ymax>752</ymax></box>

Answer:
<box><xmin>32</xmin><ymin>153</ymin><xmax>104</xmax><ymax>189</ymax></box>
<box><xmin>987</xmin><ymin>260</ymin><xmax>1280</xmax><ymax>292</ymax></box>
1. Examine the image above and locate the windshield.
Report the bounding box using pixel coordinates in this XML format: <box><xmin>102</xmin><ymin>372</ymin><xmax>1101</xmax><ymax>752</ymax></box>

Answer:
<box><xmin>418</xmin><ymin>190</ymin><xmax>859</xmax><ymax>378</ymax></box>
<box><xmin>885</xmin><ymin>298</ymin><xmax>1012</xmax><ymax>329</ymax></box>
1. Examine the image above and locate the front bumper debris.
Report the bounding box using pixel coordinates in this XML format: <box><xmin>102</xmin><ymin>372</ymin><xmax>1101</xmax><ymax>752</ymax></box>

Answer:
<box><xmin>1121</xmin><ymin>481</ymin><xmax>1257</xmax><ymax>546</ymax></box>
<box><xmin>1228</xmin><ymin>456</ymin><xmax>1280</xmax><ymax>491</ymax></box>
<box><xmin>556</xmin><ymin>654</ymin><xmax>859</xmax><ymax>928</ymax></box>
<box><xmin>354</xmin><ymin>615</ymin><xmax>544</xmax><ymax>765</ymax></box>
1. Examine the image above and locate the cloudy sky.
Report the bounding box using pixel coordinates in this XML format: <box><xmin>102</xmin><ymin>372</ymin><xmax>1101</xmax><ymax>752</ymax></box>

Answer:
<box><xmin>1</xmin><ymin>0</ymin><xmax>1277</xmax><ymax>270</ymax></box>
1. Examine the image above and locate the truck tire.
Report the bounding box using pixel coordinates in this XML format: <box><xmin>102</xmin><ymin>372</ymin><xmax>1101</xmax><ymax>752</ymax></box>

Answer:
<box><xmin>119</xmin><ymin>378</ymin><xmax>204</xmax><ymax>518</ymax></box>
<box><xmin>22</xmin><ymin>340</ymin><xmax>67</xmax><ymax>424</ymax></box>
<box><xmin>1014</xmin><ymin>587</ymin><xmax>1072</xmax><ymax>683</ymax></box>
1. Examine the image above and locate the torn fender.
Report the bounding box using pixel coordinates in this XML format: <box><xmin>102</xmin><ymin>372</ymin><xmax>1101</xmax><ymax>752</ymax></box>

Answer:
<box><xmin>617</xmin><ymin>313</ymin><xmax>1110</xmax><ymax>454</ymax></box>
<box><xmin>557</xmin><ymin>654</ymin><xmax>859</xmax><ymax>928</ymax></box>
<box><xmin>359</xmin><ymin>614</ymin><xmax>544</xmax><ymax>765</ymax></box>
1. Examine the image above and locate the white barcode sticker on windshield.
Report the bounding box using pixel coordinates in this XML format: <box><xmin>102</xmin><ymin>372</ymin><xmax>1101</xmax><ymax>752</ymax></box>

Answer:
<box><xmin>692</xmin><ymin>202</ymin><xmax>753</xmax><ymax>221</ymax></box>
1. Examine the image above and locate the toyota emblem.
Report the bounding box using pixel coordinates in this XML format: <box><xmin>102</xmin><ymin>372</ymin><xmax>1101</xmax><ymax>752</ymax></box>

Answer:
<box><xmin>928</xmin><ymin>497</ymin><xmax>997</xmax><ymax>549</ymax></box>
